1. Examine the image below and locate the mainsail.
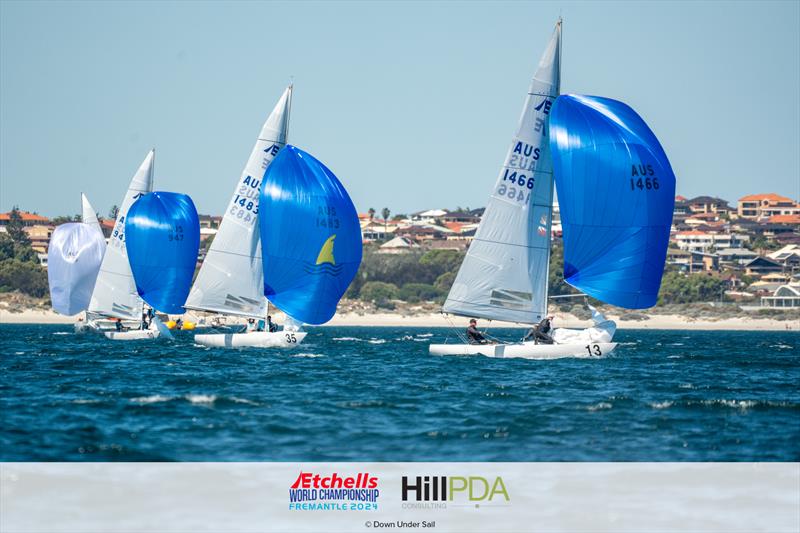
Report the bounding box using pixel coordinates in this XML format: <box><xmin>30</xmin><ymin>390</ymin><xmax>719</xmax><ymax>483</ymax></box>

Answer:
<box><xmin>549</xmin><ymin>95</ymin><xmax>675</xmax><ymax>308</ymax></box>
<box><xmin>443</xmin><ymin>20</ymin><xmax>561</xmax><ymax>324</ymax></box>
<box><xmin>184</xmin><ymin>85</ymin><xmax>292</xmax><ymax>318</ymax></box>
<box><xmin>47</xmin><ymin>215</ymin><xmax>107</xmax><ymax>316</ymax></box>
<box><xmin>126</xmin><ymin>192</ymin><xmax>200</xmax><ymax>314</ymax></box>
<box><xmin>88</xmin><ymin>150</ymin><xmax>154</xmax><ymax>320</ymax></box>
<box><xmin>259</xmin><ymin>145</ymin><xmax>362</xmax><ymax>325</ymax></box>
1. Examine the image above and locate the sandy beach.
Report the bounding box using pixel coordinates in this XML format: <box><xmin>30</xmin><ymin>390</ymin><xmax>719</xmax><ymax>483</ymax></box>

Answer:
<box><xmin>1</xmin><ymin>307</ymin><xmax>795</xmax><ymax>331</ymax></box>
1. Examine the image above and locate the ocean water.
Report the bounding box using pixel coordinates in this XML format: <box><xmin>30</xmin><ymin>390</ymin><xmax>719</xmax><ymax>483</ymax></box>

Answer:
<box><xmin>1</xmin><ymin>324</ymin><xmax>798</xmax><ymax>461</ymax></box>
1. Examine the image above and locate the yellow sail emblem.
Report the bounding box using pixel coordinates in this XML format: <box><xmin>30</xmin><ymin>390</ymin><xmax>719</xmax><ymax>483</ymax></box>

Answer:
<box><xmin>315</xmin><ymin>235</ymin><xmax>336</xmax><ymax>265</ymax></box>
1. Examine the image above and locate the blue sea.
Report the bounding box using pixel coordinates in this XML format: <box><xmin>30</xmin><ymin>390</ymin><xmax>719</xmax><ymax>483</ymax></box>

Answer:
<box><xmin>1</xmin><ymin>324</ymin><xmax>798</xmax><ymax>461</ymax></box>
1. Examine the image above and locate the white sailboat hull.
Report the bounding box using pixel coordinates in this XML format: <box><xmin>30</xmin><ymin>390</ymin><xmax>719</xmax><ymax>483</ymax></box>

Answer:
<box><xmin>429</xmin><ymin>341</ymin><xmax>617</xmax><ymax>360</ymax></box>
<box><xmin>194</xmin><ymin>331</ymin><xmax>307</xmax><ymax>348</ymax></box>
<box><xmin>104</xmin><ymin>329</ymin><xmax>161</xmax><ymax>341</ymax></box>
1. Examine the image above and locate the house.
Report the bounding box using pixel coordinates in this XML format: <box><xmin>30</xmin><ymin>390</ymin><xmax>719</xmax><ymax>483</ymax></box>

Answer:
<box><xmin>737</xmin><ymin>193</ymin><xmax>799</xmax><ymax>220</ymax></box>
<box><xmin>685</xmin><ymin>196</ymin><xmax>731</xmax><ymax>216</ymax></box>
<box><xmin>743</xmin><ymin>256</ymin><xmax>784</xmax><ymax>277</ymax></box>
<box><xmin>198</xmin><ymin>215</ymin><xmax>222</xmax><ymax>229</ymax></box>
<box><xmin>0</xmin><ymin>210</ymin><xmax>50</xmax><ymax>227</ymax></box>
<box><xmin>760</xmin><ymin>284</ymin><xmax>800</xmax><ymax>309</ymax></box>
<box><xmin>717</xmin><ymin>248</ymin><xmax>758</xmax><ymax>267</ymax></box>
<box><xmin>24</xmin><ymin>224</ymin><xmax>54</xmax><ymax>254</ymax></box>
<box><xmin>768</xmin><ymin>245</ymin><xmax>800</xmax><ymax>270</ymax></box>
<box><xmin>674</xmin><ymin>230</ymin><xmax>749</xmax><ymax>251</ymax></box>
<box><xmin>378</xmin><ymin>236</ymin><xmax>420</xmax><ymax>254</ymax></box>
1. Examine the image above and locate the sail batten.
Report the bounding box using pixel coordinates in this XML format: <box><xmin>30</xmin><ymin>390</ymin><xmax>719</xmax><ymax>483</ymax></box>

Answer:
<box><xmin>184</xmin><ymin>86</ymin><xmax>292</xmax><ymax>317</ymax></box>
<box><xmin>442</xmin><ymin>20</ymin><xmax>561</xmax><ymax>325</ymax></box>
<box><xmin>88</xmin><ymin>150</ymin><xmax>154</xmax><ymax>320</ymax></box>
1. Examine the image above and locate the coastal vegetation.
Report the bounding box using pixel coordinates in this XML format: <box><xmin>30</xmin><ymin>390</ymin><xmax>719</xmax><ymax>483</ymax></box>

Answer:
<box><xmin>0</xmin><ymin>208</ymin><xmax>48</xmax><ymax>298</ymax></box>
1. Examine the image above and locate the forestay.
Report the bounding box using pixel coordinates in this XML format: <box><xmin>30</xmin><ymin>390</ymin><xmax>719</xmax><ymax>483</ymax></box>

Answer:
<box><xmin>47</xmin><ymin>222</ymin><xmax>107</xmax><ymax>316</ymax></box>
<box><xmin>126</xmin><ymin>192</ymin><xmax>200</xmax><ymax>314</ymax></box>
<box><xmin>259</xmin><ymin>145</ymin><xmax>362</xmax><ymax>325</ymax></box>
<box><xmin>443</xmin><ymin>20</ymin><xmax>561</xmax><ymax>324</ymax></box>
<box><xmin>88</xmin><ymin>150</ymin><xmax>154</xmax><ymax>320</ymax></box>
<box><xmin>184</xmin><ymin>86</ymin><xmax>292</xmax><ymax>318</ymax></box>
<box><xmin>549</xmin><ymin>95</ymin><xmax>675</xmax><ymax>308</ymax></box>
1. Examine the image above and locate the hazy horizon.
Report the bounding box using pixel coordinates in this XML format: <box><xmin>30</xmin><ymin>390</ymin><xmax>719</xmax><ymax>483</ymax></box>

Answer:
<box><xmin>2</xmin><ymin>1</ymin><xmax>798</xmax><ymax>218</ymax></box>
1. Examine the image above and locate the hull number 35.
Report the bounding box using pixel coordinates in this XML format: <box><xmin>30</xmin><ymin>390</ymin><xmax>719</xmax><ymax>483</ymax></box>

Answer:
<box><xmin>585</xmin><ymin>344</ymin><xmax>602</xmax><ymax>356</ymax></box>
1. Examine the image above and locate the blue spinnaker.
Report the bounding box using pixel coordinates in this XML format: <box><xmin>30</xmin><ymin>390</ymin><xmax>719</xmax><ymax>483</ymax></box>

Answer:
<box><xmin>259</xmin><ymin>145</ymin><xmax>362</xmax><ymax>325</ymax></box>
<box><xmin>549</xmin><ymin>95</ymin><xmax>675</xmax><ymax>309</ymax></box>
<box><xmin>125</xmin><ymin>192</ymin><xmax>200</xmax><ymax>314</ymax></box>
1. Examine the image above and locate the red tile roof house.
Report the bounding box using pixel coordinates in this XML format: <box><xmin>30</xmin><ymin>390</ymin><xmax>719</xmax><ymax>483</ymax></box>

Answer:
<box><xmin>737</xmin><ymin>193</ymin><xmax>800</xmax><ymax>220</ymax></box>
<box><xmin>0</xmin><ymin>210</ymin><xmax>50</xmax><ymax>227</ymax></box>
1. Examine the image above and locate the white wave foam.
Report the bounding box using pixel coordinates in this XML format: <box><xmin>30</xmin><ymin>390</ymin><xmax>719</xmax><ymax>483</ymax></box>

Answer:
<box><xmin>771</xmin><ymin>344</ymin><xmax>794</xmax><ymax>349</ymax></box>
<box><xmin>702</xmin><ymin>399</ymin><xmax>756</xmax><ymax>409</ymax></box>
<box><xmin>332</xmin><ymin>337</ymin><xmax>362</xmax><ymax>342</ymax></box>
<box><xmin>291</xmin><ymin>352</ymin><xmax>324</xmax><ymax>358</ymax></box>
<box><xmin>52</xmin><ymin>332</ymin><xmax>71</xmax><ymax>336</ymax></box>
<box><xmin>186</xmin><ymin>394</ymin><xmax>216</xmax><ymax>404</ymax></box>
<box><xmin>368</xmin><ymin>339</ymin><xmax>386</xmax><ymax>344</ymax></box>
<box><xmin>72</xmin><ymin>399</ymin><xmax>101</xmax><ymax>404</ymax></box>
<box><xmin>130</xmin><ymin>395</ymin><xmax>173</xmax><ymax>404</ymax></box>
<box><xmin>587</xmin><ymin>402</ymin><xmax>612</xmax><ymax>411</ymax></box>
<box><xmin>229</xmin><ymin>397</ymin><xmax>259</xmax><ymax>405</ymax></box>
<box><xmin>416</xmin><ymin>333</ymin><xmax>433</xmax><ymax>338</ymax></box>
<box><xmin>650</xmin><ymin>401</ymin><xmax>674</xmax><ymax>409</ymax></box>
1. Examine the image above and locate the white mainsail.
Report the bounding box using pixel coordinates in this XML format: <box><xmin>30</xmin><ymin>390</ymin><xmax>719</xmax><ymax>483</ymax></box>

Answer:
<box><xmin>184</xmin><ymin>85</ymin><xmax>292</xmax><ymax>318</ymax></box>
<box><xmin>81</xmin><ymin>193</ymin><xmax>101</xmax><ymax>233</ymax></box>
<box><xmin>88</xmin><ymin>150</ymin><xmax>155</xmax><ymax>320</ymax></box>
<box><xmin>443</xmin><ymin>20</ymin><xmax>561</xmax><ymax>324</ymax></box>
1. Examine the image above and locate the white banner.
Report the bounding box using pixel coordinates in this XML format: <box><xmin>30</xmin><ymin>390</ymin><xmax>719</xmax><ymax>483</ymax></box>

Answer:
<box><xmin>2</xmin><ymin>462</ymin><xmax>798</xmax><ymax>532</ymax></box>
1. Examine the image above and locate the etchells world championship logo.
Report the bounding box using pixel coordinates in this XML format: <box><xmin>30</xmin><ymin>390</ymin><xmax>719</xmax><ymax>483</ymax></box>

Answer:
<box><xmin>288</xmin><ymin>472</ymin><xmax>380</xmax><ymax>511</ymax></box>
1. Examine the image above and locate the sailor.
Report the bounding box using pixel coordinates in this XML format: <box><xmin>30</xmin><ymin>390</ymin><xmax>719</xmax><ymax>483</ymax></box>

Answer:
<box><xmin>466</xmin><ymin>319</ymin><xmax>489</xmax><ymax>345</ymax></box>
<box><xmin>524</xmin><ymin>315</ymin><xmax>554</xmax><ymax>344</ymax></box>
<box><xmin>246</xmin><ymin>318</ymin><xmax>257</xmax><ymax>332</ymax></box>
<box><xmin>175</xmin><ymin>318</ymin><xmax>184</xmax><ymax>330</ymax></box>
<box><xmin>267</xmin><ymin>315</ymin><xmax>278</xmax><ymax>333</ymax></box>
<box><xmin>115</xmin><ymin>318</ymin><xmax>123</xmax><ymax>332</ymax></box>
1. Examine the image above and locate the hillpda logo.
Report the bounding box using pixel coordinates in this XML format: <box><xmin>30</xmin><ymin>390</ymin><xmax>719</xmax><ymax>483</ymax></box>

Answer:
<box><xmin>288</xmin><ymin>472</ymin><xmax>380</xmax><ymax>511</ymax></box>
<box><xmin>400</xmin><ymin>475</ymin><xmax>509</xmax><ymax>509</ymax></box>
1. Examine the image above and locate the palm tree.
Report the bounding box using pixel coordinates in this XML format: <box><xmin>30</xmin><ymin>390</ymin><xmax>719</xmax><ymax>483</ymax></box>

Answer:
<box><xmin>368</xmin><ymin>207</ymin><xmax>375</xmax><ymax>221</ymax></box>
<box><xmin>381</xmin><ymin>207</ymin><xmax>390</xmax><ymax>236</ymax></box>
<box><xmin>108</xmin><ymin>205</ymin><xmax>119</xmax><ymax>220</ymax></box>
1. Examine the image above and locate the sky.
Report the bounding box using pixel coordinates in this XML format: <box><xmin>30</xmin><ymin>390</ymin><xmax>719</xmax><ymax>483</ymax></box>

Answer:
<box><xmin>1</xmin><ymin>1</ymin><xmax>798</xmax><ymax>218</ymax></box>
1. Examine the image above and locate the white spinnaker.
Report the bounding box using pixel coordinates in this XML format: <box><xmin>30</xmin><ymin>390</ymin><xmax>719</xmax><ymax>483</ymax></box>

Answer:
<box><xmin>88</xmin><ymin>150</ymin><xmax>154</xmax><ymax>320</ymax></box>
<box><xmin>47</xmin><ymin>223</ymin><xmax>107</xmax><ymax>316</ymax></box>
<box><xmin>184</xmin><ymin>86</ymin><xmax>292</xmax><ymax>318</ymax></box>
<box><xmin>80</xmin><ymin>193</ymin><xmax>101</xmax><ymax>233</ymax></box>
<box><xmin>443</xmin><ymin>21</ymin><xmax>561</xmax><ymax>324</ymax></box>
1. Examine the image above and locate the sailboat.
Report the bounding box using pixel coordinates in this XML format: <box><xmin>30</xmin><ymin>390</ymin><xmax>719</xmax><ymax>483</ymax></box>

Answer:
<box><xmin>189</xmin><ymin>86</ymin><xmax>300</xmax><ymax>348</ymax></box>
<box><xmin>47</xmin><ymin>193</ymin><xmax>107</xmax><ymax>317</ymax></box>
<box><xmin>104</xmin><ymin>191</ymin><xmax>200</xmax><ymax>340</ymax></box>
<box><xmin>195</xmin><ymin>143</ymin><xmax>363</xmax><ymax>347</ymax></box>
<box><xmin>430</xmin><ymin>20</ymin><xmax>675</xmax><ymax>359</ymax></box>
<box><xmin>83</xmin><ymin>150</ymin><xmax>155</xmax><ymax>333</ymax></box>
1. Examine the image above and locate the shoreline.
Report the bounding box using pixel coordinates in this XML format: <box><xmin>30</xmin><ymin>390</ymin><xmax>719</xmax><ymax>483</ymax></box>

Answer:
<box><xmin>1</xmin><ymin>309</ymin><xmax>796</xmax><ymax>331</ymax></box>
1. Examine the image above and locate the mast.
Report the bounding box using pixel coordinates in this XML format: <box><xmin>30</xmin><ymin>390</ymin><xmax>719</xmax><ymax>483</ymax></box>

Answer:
<box><xmin>542</xmin><ymin>18</ymin><xmax>562</xmax><ymax>314</ymax></box>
